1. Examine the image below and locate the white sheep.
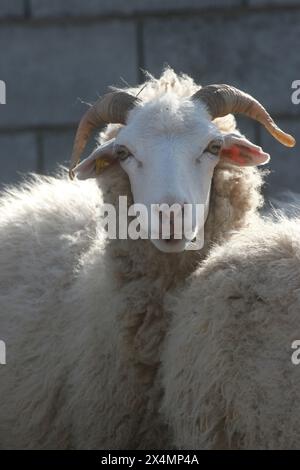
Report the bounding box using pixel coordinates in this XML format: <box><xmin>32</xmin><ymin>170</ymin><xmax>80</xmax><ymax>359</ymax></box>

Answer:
<box><xmin>161</xmin><ymin>213</ymin><xmax>300</xmax><ymax>449</ymax></box>
<box><xmin>0</xmin><ymin>68</ymin><xmax>298</xmax><ymax>449</ymax></box>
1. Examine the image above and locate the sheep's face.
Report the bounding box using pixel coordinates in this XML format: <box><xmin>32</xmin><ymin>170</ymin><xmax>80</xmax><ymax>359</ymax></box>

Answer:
<box><xmin>75</xmin><ymin>94</ymin><xmax>269</xmax><ymax>253</ymax></box>
<box><xmin>115</xmin><ymin>95</ymin><xmax>220</xmax><ymax>252</ymax></box>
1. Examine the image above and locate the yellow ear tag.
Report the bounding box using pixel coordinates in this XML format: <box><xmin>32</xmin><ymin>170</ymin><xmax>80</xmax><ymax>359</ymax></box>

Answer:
<box><xmin>95</xmin><ymin>158</ymin><xmax>110</xmax><ymax>175</ymax></box>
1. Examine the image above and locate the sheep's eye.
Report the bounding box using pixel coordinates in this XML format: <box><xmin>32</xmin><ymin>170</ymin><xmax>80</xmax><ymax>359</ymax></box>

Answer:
<box><xmin>205</xmin><ymin>140</ymin><xmax>222</xmax><ymax>156</ymax></box>
<box><xmin>115</xmin><ymin>145</ymin><xmax>132</xmax><ymax>161</ymax></box>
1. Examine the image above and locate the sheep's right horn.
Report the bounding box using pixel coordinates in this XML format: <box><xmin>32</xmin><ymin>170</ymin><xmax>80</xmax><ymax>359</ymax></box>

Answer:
<box><xmin>192</xmin><ymin>84</ymin><xmax>296</xmax><ymax>148</ymax></box>
<box><xmin>69</xmin><ymin>91</ymin><xmax>139</xmax><ymax>179</ymax></box>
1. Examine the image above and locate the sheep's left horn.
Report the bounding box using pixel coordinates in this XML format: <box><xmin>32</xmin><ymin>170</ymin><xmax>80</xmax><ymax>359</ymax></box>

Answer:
<box><xmin>69</xmin><ymin>91</ymin><xmax>139</xmax><ymax>179</ymax></box>
<box><xmin>192</xmin><ymin>84</ymin><xmax>295</xmax><ymax>148</ymax></box>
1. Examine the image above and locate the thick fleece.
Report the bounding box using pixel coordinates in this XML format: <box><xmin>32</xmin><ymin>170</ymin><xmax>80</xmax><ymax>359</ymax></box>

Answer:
<box><xmin>161</xmin><ymin>216</ymin><xmax>300</xmax><ymax>449</ymax></box>
<box><xmin>0</xmin><ymin>69</ymin><xmax>296</xmax><ymax>449</ymax></box>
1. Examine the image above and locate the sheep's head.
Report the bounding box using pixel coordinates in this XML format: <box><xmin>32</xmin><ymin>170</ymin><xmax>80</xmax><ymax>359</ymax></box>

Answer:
<box><xmin>70</xmin><ymin>84</ymin><xmax>295</xmax><ymax>253</ymax></box>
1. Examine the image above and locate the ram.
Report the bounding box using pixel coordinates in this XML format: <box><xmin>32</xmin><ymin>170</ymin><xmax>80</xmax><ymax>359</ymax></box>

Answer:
<box><xmin>0</xmin><ymin>69</ymin><xmax>298</xmax><ymax>449</ymax></box>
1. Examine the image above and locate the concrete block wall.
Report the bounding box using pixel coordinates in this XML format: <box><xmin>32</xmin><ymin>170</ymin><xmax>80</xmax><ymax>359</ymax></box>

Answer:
<box><xmin>0</xmin><ymin>0</ymin><xmax>299</xmax><ymax>197</ymax></box>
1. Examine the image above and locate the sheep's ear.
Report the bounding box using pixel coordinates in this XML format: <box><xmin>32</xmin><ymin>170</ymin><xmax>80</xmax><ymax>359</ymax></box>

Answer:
<box><xmin>73</xmin><ymin>139</ymin><xmax>117</xmax><ymax>180</ymax></box>
<box><xmin>220</xmin><ymin>133</ymin><xmax>270</xmax><ymax>167</ymax></box>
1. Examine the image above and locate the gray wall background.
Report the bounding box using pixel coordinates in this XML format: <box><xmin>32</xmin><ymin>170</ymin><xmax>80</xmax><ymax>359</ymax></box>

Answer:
<box><xmin>0</xmin><ymin>0</ymin><xmax>299</xmax><ymax>197</ymax></box>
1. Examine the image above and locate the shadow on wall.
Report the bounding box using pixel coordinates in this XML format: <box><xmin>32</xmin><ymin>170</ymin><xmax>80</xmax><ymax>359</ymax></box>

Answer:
<box><xmin>0</xmin><ymin>0</ymin><xmax>299</xmax><ymax>199</ymax></box>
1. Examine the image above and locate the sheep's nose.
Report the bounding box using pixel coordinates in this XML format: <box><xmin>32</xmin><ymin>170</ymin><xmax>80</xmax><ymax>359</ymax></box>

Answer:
<box><xmin>153</xmin><ymin>198</ymin><xmax>186</xmax><ymax>216</ymax></box>
<box><xmin>152</xmin><ymin>201</ymin><xmax>186</xmax><ymax>240</ymax></box>
<box><xmin>156</xmin><ymin>204</ymin><xmax>184</xmax><ymax>219</ymax></box>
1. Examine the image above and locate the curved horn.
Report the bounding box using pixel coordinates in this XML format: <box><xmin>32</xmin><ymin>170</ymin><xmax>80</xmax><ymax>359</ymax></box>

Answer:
<box><xmin>192</xmin><ymin>84</ymin><xmax>295</xmax><ymax>148</ymax></box>
<box><xmin>69</xmin><ymin>91</ymin><xmax>139</xmax><ymax>179</ymax></box>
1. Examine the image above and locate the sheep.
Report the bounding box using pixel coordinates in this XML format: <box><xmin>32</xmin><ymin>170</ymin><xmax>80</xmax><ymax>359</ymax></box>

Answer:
<box><xmin>0</xmin><ymin>68</ymin><xmax>297</xmax><ymax>449</ymax></box>
<box><xmin>161</xmin><ymin>214</ymin><xmax>300</xmax><ymax>449</ymax></box>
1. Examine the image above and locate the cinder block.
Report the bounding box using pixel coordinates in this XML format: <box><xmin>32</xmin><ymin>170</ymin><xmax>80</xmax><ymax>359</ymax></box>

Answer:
<box><xmin>0</xmin><ymin>0</ymin><xmax>24</xmax><ymax>18</ymax></box>
<box><xmin>235</xmin><ymin>116</ymin><xmax>258</xmax><ymax>143</ymax></box>
<box><xmin>249</xmin><ymin>0</ymin><xmax>300</xmax><ymax>6</ymax></box>
<box><xmin>41</xmin><ymin>128</ymin><xmax>95</xmax><ymax>175</ymax></box>
<box><xmin>260</xmin><ymin>119</ymin><xmax>300</xmax><ymax>197</ymax></box>
<box><xmin>144</xmin><ymin>11</ymin><xmax>300</xmax><ymax>115</ymax></box>
<box><xmin>0</xmin><ymin>132</ymin><xmax>38</xmax><ymax>186</ymax></box>
<box><xmin>41</xmin><ymin>129</ymin><xmax>75</xmax><ymax>175</ymax></box>
<box><xmin>0</xmin><ymin>21</ymin><xmax>137</xmax><ymax>128</ymax></box>
<box><xmin>30</xmin><ymin>0</ymin><xmax>241</xmax><ymax>18</ymax></box>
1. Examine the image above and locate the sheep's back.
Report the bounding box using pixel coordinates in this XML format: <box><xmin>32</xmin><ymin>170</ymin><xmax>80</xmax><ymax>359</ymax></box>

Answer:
<box><xmin>0</xmin><ymin>173</ymin><xmax>102</xmax><ymax>448</ymax></box>
<box><xmin>161</xmin><ymin>216</ymin><xmax>300</xmax><ymax>449</ymax></box>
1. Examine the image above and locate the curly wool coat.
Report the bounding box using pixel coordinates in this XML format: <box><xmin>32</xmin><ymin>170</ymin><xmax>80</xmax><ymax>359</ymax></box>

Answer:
<box><xmin>0</xmin><ymin>69</ymin><xmax>298</xmax><ymax>449</ymax></box>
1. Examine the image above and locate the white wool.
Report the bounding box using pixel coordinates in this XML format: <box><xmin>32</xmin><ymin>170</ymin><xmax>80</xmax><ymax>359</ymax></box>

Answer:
<box><xmin>0</xmin><ymin>69</ymin><xmax>299</xmax><ymax>449</ymax></box>
<box><xmin>161</xmin><ymin>215</ymin><xmax>300</xmax><ymax>449</ymax></box>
